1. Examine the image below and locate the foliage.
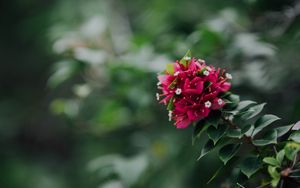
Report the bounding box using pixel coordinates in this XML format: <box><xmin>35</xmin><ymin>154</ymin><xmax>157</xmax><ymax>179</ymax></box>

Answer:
<box><xmin>2</xmin><ymin>0</ymin><xmax>300</xmax><ymax>188</ymax></box>
<box><xmin>159</xmin><ymin>51</ymin><xmax>300</xmax><ymax>187</ymax></box>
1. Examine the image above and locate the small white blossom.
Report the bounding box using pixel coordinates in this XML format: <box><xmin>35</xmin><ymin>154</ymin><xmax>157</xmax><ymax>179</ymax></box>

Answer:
<box><xmin>218</xmin><ymin>99</ymin><xmax>223</xmax><ymax>105</ymax></box>
<box><xmin>174</xmin><ymin>71</ymin><xmax>180</xmax><ymax>76</ymax></box>
<box><xmin>175</xmin><ymin>88</ymin><xmax>182</xmax><ymax>95</ymax></box>
<box><xmin>206</xmin><ymin>66</ymin><xmax>212</xmax><ymax>71</ymax></box>
<box><xmin>225</xmin><ymin>73</ymin><xmax>232</xmax><ymax>79</ymax></box>
<box><xmin>203</xmin><ymin>70</ymin><xmax>210</xmax><ymax>76</ymax></box>
<box><xmin>156</xmin><ymin>93</ymin><xmax>160</xmax><ymax>101</ymax></box>
<box><xmin>168</xmin><ymin>111</ymin><xmax>172</xmax><ymax>121</ymax></box>
<box><xmin>157</xmin><ymin>81</ymin><xmax>161</xmax><ymax>86</ymax></box>
<box><xmin>205</xmin><ymin>101</ymin><xmax>212</xmax><ymax>108</ymax></box>
<box><xmin>183</xmin><ymin>56</ymin><xmax>191</xmax><ymax>60</ymax></box>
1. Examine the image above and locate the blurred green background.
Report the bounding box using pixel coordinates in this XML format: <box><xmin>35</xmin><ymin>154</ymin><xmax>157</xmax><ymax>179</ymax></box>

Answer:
<box><xmin>1</xmin><ymin>0</ymin><xmax>300</xmax><ymax>187</ymax></box>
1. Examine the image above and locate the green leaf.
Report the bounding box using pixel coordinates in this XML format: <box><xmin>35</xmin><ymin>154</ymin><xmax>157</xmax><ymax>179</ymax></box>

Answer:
<box><xmin>252</xmin><ymin>114</ymin><xmax>280</xmax><ymax>137</ymax></box>
<box><xmin>198</xmin><ymin>139</ymin><xmax>215</xmax><ymax>160</ymax></box>
<box><xmin>276</xmin><ymin>124</ymin><xmax>294</xmax><ymax>137</ymax></box>
<box><xmin>207</xmin><ymin>166</ymin><xmax>223</xmax><ymax>184</ymax></box>
<box><xmin>268</xmin><ymin>166</ymin><xmax>280</xmax><ymax>179</ymax></box>
<box><xmin>168</xmin><ymin>78</ymin><xmax>178</xmax><ymax>89</ymax></box>
<box><xmin>207</xmin><ymin>124</ymin><xmax>227</xmax><ymax>145</ymax></box>
<box><xmin>284</xmin><ymin>142</ymin><xmax>300</xmax><ymax>160</ymax></box>
<box><xmin>239</xmin><ymin>103</ymin><xmax>266</xmax><ymax>120</ymax></box>
<box><xmin>276</xmin><ymin>150</ymin><xmax>285</xmax><ymax>165</ymax></box>
<box><xmin>236</xmin><ymin>100</ymin><xmax>257</xmax><ymax>111</ymax></box>
<box><xmin>224</xmin><ymin>94</ymin><xmax>240</xmax><ymax>109</ymax></box>
<box><xmin>240</xmin><ymin>156</ymin><xmax>262</xmax><ymax>178</ymax></box>
<box><xmin>252</xmin><ymin>129</ymin><xmax>277</xmax><ymax>146</ymax></box>
<box><xmin>166</xmin><ymin>63</ymin><xmax>174</xmax><ymax>75</ymax></box>
<box><xmin>219</xmin><ymin>143</ymin><xmax>241</xmax><ymax>165</ymax></box>
<box><xmin>268</xmin><ymin>166</ymin><xmax>280</xmax><ymax>187</ymax></box>
<box><xmin>224</xmin><ymin>100</ymin><xmax>256</xmax><ymax>115</ymax></box>
<box><xmin>206</xmin><ymin>110</ymin><xmax>221</xmax><ymax>128</ymax></box>
<box><xmin>242</xmin><ymin>124</ymin><xmax>254</xmax><ymax>137</ymax></box>
<box><xmin>167</xmin><ymin>96</ymin><xmax>175</xmax><ymax>111</ymax></box>
<box><xmin>226</xmin><ymin>129</ymin><xmax>242</xmax><ymax>139</ymax></box>
<box><xmin>192</xmin><ymin>120</ymin><xmax>209</xmax><ymax>145</ymax></box>
<box><xmin>263</xmin><ymin>157</ymin><xmax>280</xmax><ymax>167</ymax></box>
<box><xmin>289</xmin><ymin>130</ymin><xmax>300</xmax><ymax>143</ymax></box>
<box><xmin>179</xmin><ymin>50</ymin><xmax>192</xmax><ymax>67</ymax></box>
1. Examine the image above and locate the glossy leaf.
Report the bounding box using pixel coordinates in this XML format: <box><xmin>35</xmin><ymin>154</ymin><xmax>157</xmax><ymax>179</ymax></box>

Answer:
<box><xmin>289</xmin><ymin>130</ymin><xmax>300</xmax><ymax>143</ymax></box>
<box><xmin>276</xmin><ymin>150</ymin><xmax>285</xmax><ymax>165</ymax></box>
<box><xmin>242</xmin><ymin>124</ymin><xmax>254</xmax><ymax>137</ymax></box>
<box><xmin>240</xmin><ymin>156</ymin><xmax>262</xmax><ymax>178</ymax></box>
<box><xmin>276</xmin><ymin>124</ymin><xmax>294</xmax><ymax>137</ymax></box>
<box><xmin>236</xmin><ymin>100</ymin><xmax>257</xmax><ymax>111</ymax></box>
<box><xmin>252</xmin><ymin>114</ymin><xmax>280</xmax><ymax>137</ymax></box>
<box><xmin>268</xmin><ymin>166</ymin><xmax>280</xmax><ymax>187</ymax></box>
<box><xmin>284</xmin><ymin>142</ymin><xmax>300</xmax><ymax>160</ymax></box>
<box><xmin>192</xmin><ymin>120</ymin><xmax>209</xmax><ymax>145</ymax></box>
<box><xmin>207</xmin><ymin>166</ymin><xmax>223</xmax><ymax>184</ymax></box>
<box><xmin>226</xmin><ymin>129</ymin><xmax>242</xmax><ymax>139</ymax></box>
<box><xmin>239</xmin><ymin>103</ymin><xmax>266</xmax><ymax>120</ymax></box>
<box><xmin>263</xmin><ymin>157</ymin><xmax>280</xmax><ymax>167</ymax></box>
<box><xmin>223</xmin><ymin>100</ymin><xmax>256</xmax><ymax>115</ymax></box>
<box><xmin>219</xmin><ymin>143</ymin><xmax>241</xmax><ymax>165</ymax></box>
<box><xmin>225</xmin><ymin>94</ymin><xmax>240</xmax><ymax>108</ymax></box>
<box><xmin>206</xmin><ymin>110</ymin><xmax>222</xmax><ymax>128</ymax></box>
<box><xmin>207</xmin><ymin>124</ymin><xmax>227</xmax><ymax>145</ymax></box>
<box><xmin>252</xmin><ymin>129</ymin><xmax>277</xmax><ymax>146</ymax></box>
<box><xmin>198</xmin><ymin>139</ymin><xmax>215</xmax><ymax>160</ymax></box>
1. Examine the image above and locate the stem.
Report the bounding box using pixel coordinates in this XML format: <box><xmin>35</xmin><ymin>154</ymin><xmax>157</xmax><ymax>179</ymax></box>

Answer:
<box><xmin>221</xmin><ymin>116</ymin><xmax>260</xmax><ymax>154</ymax></box>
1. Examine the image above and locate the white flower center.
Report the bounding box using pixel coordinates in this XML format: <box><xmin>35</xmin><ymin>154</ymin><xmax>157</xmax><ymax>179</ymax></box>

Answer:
<box><xmin>205</xmin><ymin>101</ymin><xmax>212</xmax><ymax>108</ymax></box>
<box><xmin>225</xmin><ymin>73</ymin><xmax>232</xmax><ymax>79</ymax></box>
<box><xmin>175</xmin><ymin>88</ymin><xmax>182</xmax><ymax>95</ymax></box>
<box><xmin>168</xmin><ymin>111</ymin><xmax>172</xmax><ymax>121</ymax></box>
<box><xmin>203</xmin><ymin>70</ymin><xmax>210</xmax><ymax>76</ymax></box>
<box><xmin>156</xmin><ymin>93</ymin><xmax>160</xmax><ymax>101</ymax></box>
<box><xmin>174</xmin><ymin>71</ymin><xmax>180</xmax><ymax>76</ymax></box>
<box><xmin>218</xmin><ymin>99</ymin><xmax>223</xmax><ymax>105</ymax></box>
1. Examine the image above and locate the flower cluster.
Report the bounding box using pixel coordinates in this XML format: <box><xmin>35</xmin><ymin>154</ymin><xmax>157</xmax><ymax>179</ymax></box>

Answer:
<box><xmin>157</xmin><ymin>54</ymin><xmax>232</xmax><ymax>128</ymax></box>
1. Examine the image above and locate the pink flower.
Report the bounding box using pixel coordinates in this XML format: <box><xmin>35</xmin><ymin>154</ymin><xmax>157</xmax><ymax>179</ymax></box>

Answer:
<box><xmin>157</xmin><ymin>55</ymin><xmax>231</xmax><ymax>129</ymax></box>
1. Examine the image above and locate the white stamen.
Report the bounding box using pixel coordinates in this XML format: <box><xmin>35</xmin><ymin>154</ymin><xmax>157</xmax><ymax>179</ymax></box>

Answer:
<box><xmin>174</xmin><ymin>71</ymin><xmax>180</xmax><ymax>76</ymax></box>
<box><xmin>217</xmin><ymin>99</ymin><xmax>223</xmax><ymax>105</ymax></box>
<box><xmin>157</xmin><ymin>81</ymin><xmax>161</xmax><ymax>86</ymax></box>
<box><xmin>225</xmin><ymin>73</ymin><xmax>232</xmax><ymax>79</ymax></box>
<box><xmin>206</xmin><ymin>66</ymin><xmax>212</xmax><ymax>71</ymax></box>
<box><xmin>203</xmin><ymin>70</ymin><xmax>210</xmax><ymax>76</ymax></box>
<box><xmin>205</xmin><ymin>101</ymin><xmax>212</xmax><ymax>108</ymax></box>
<box><xmin>175</xmin><ymin>88</ymin><xmax>182</xmax><ymax>95</ymax></box>
<box><xmin>168</xmin><ymin>111</ymin><xmax>172</xmax><ymax>121</ymax></box>
<box><xmin>156</xmin><ymin>93</ymin><xmax>160</xmax><ymax>101</ymax></box>
<box><xmin>183</xmin><ymin>56</ymin><xmax>191</xmax><ymax>60</ymax></box>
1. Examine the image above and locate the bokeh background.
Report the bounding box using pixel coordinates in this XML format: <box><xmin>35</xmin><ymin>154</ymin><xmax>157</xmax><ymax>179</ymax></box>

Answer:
<box><xmin>1</xmin><ymin>0</ymin><xmax>300</xmax><ymax>187</ymax></box>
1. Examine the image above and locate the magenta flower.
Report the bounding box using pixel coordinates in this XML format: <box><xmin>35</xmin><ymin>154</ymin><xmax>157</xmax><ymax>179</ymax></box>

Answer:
<box><xmin>157</xmin><ymin>53</ymin><xmax>232</xmax><ymax>129</ymax></box>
